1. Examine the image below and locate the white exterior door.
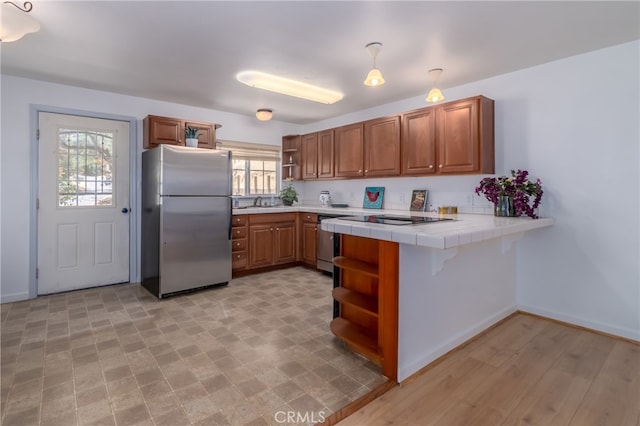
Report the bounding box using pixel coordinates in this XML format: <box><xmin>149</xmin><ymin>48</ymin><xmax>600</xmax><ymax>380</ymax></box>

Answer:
<box><xmin>37</xmin><ymin>112</ymin><xmax>130</xmax><ymax>294</ymax></box>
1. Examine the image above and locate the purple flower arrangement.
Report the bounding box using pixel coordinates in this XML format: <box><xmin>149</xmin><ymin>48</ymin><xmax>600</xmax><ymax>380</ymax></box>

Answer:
<box><xmin>475</xmin><ymin>169</ymin><xmax>544</xmax><ymax>219</ymax></box>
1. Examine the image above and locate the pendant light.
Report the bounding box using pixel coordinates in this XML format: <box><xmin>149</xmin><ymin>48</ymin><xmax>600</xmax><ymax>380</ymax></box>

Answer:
<box><xmin>255</xmin><ymin>109</ymin><xmax>273</xmax><ymax>121</ymax></box>
<box><xmin>0</xmin><ymin>1</ymin><xmax>40</xmax><ymax>42</ymax></box>
<box><xmin>426</xmin><ymin>68</ymin><xmax>445</xmax><ymax>103</ymax></box>
<box><xmin>363</xmin><ymin>42</ymin><xmax>385</xmax><ymax>87</ymax></box>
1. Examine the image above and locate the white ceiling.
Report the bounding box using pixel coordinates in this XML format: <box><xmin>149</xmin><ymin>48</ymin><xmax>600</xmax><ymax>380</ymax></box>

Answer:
<box><xmin>2</xmin><ymin>1</ymin><xmax>638</xmax><ymax>124</ymax></box>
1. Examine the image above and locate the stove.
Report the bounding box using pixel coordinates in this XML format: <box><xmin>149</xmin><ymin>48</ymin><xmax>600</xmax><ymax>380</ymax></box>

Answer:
<box><xmin>340</xmin><ymin>214</ymin><xmax>454</xmax><ymax>226</ymax></box>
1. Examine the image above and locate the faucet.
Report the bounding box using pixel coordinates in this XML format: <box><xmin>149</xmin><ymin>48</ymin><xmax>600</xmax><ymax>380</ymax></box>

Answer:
<box><xmin>253</xmin><ymin>196</ymin><xmax>263</xmax><ymax>207</ymax></box>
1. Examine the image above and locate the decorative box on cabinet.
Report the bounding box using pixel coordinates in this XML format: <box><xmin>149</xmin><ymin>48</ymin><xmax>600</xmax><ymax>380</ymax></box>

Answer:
<box><xmin>143</xmin><ymin>115</ymin><xmax>221</xmax><ymax>150</ymax></box>
<box><xmin>331</xmin><ymin>234</ymin><xmax>398</xmax><ymax>380</ymax></box>
<box><xmin>231</xmin><ymin>215</ymin><xmax>248</xmax><ymax>271</ymax></box>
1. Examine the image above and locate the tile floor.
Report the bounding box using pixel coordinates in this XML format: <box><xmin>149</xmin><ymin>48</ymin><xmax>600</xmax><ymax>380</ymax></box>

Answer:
<box><xmin>1</xmin><ymin>267</ymin><xmax>386</xmax><ymax>426</ymax></box>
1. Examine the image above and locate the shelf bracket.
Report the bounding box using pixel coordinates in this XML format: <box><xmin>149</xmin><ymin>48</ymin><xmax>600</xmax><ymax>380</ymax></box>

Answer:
<box><xmin>431</xmin><ymin>247</ymin><xmax>458</xmax><ymax>276</ymax></box>
<box><xmin>501</xmin><ymin>232</ymin><xmax>524</xmax><ymax>254</ymax></box>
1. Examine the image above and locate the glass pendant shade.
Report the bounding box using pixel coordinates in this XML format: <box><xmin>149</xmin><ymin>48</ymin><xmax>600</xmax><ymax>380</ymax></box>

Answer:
<box><xmin>0</xmin><ymin>2</ymin><xmax>40</xmax><ymax>42</ymax></box>
<box><xmin>426</xmin><ymin>87</ymin><xmax>445</xmax><ymax>103</ymax></box>
<box><xmin>364</xmin><ymin>68</ymin><xmax>385</xmax><ymax>87</ymax></box>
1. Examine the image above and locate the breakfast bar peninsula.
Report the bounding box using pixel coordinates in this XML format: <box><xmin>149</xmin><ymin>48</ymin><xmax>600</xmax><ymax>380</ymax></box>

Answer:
<box><xmin>322</xmin><ymin>213</ymin><xmax>554</xmax><ymax>382</ymax></box>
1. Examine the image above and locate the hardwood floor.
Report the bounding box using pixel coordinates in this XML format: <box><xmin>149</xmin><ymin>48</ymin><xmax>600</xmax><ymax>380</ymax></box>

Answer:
<box><xmin>337</xmin><ymin>313</ymin><xmax>640</xmax><ymax>426</ymax></box>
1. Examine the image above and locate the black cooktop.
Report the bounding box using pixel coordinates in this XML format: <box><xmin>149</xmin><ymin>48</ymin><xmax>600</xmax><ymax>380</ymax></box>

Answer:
<box><xmin>340</xmin><ymin>214</ymin><xmax>454</xmax><ymax>226</ymax></box>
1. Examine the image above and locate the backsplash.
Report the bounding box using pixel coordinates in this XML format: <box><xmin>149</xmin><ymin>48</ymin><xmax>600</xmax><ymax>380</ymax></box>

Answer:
<box><xmin>289</xmin><ymin>175</ymin><xmax>496</xmax><ymax>214</ymax></box>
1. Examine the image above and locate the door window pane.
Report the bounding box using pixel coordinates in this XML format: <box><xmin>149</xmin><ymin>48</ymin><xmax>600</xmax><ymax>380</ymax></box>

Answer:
<box><xmin>57</xmin><ymin>129</ymin><xmax>114</xmax><ymax>207</ymax></box>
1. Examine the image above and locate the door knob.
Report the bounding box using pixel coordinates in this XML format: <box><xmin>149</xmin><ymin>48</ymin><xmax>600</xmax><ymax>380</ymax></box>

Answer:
<box><xmin>121</xmin><ymin>208</ymin><xmax>129</xmax><ymax>213</ymax></box>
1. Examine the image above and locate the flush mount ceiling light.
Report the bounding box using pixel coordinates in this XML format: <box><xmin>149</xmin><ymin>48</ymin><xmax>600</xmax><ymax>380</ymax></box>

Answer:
<box><xmin>236</xmin><ymin>71</ymin><xmax>343</xmax><ymax>105</ymax></box>
<box><xmin>363</xmin><ymin>42</ymin><xmax>385</xmax><ymax>87</ymax></box>
<box><xmin>0</xmin><ymin>1</ymin><xmax>40</xmax><ymax>42</ymax></box>
<box><xmin>255</xmin><ymin>109</ymin><xmax>273</xmax><ymax>121</ymax></box>
<box><xmin>426</xmin><ymin>68</ymin><xmax>445</xmax><ymax>103</ymax></box>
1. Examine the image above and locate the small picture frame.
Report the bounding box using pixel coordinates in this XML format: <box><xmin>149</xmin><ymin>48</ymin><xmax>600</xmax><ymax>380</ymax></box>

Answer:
<box><xmin>363</xmin><ymin>187</ymin><xmax>385</xmax><ymax>209</ymax></box>
<box><xmin>410</xmin><ymin>189</ymin><xmax>428</xmax><ymax>211</ymax></box>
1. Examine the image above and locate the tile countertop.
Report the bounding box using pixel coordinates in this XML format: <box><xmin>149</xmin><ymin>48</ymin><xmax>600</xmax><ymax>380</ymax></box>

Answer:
<box><xmin>232</xmin><ymin>204</ymin><xmax>554</xmax><ymax>250</ymax></box>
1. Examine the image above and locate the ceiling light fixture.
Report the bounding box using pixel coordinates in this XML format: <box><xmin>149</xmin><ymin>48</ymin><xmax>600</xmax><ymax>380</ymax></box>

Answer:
<box><xmin>363</xmin><ymin>42</ymin><xmax>385</xmax><ymax>87</ymax></box>
<box><xmin>255</xmin><ymin>109</ymin><xmax>273</xmax><ymax>121</ymax></box>
<box><xmin>0</xmin><ymin>1</ymin><xmax>40</xmax><ymax>42</ymax></box>
<box><xmin>236</xmin><ymin>71</ymin><xmax>343</xmax><ymax>105</ymax></box>
<box><xmin>426</xmin><ymin>68</ymin><xmax>445</xmax><ymax>103</ymax></box>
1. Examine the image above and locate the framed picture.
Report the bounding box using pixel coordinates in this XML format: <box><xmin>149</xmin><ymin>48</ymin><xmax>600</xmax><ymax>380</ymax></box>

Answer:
<box><xmin>363</xmin><ymin>187</ymin><xmax>385</xmax><ymax>209</ymax></box>
<box><xmin>410</xmin><ymin>189</ymin><xmax>428</xmax><ymax>211</ymax></box>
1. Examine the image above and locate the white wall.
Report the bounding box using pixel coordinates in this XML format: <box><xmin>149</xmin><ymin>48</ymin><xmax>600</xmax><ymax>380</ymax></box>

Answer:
<box><xmin>292</xmin><ymin>41</ymin><xmax>640</xmax><ymax>340</ymax></box>
<box><xmin>0</xmin><ymin>76</ymin><xmax>302</xmax><ymax>302</ymax></box>
<box><xmin>2</xmin><ymin>41</ymin><xmax>638</xmax><ymax>340</ymax></box>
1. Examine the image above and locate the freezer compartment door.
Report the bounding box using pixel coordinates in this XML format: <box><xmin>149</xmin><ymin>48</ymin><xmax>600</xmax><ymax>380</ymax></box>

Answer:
<box><xmin>160</xmin><ymin>196</ymin><xmax>231</xmax><ymax>295</ymax></box>
<box><xmin>160</xmin><ymin>145</ymin><xmax>231</xmax><ymax>196</ymax></box>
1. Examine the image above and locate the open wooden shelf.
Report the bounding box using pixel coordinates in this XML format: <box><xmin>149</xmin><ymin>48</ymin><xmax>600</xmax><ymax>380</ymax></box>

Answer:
<box><xmin>332</xmin><ymin>287</ymin><xmax>378</xmax><ymax>317</ymax></box>
<box><xmin>332</xmin><ymin>256</ymin><xmax>379</xmax><ymax>278</ymax></box>
<box><xmin>330</xmin><ymin>318</ymin><xmax>381</xmax><ymax>365</ymax></box>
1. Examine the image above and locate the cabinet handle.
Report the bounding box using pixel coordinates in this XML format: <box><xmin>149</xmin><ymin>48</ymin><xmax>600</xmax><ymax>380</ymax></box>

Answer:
<box><xmin>365</xmin><ymin>169</ymin><xmax>368</xmax><ymax>173</ymax></box>
<box><xmin>429</xmin><ymin>165</ymin><xmax>434</xmax><ymax>169</ymax></box>
<box><xmin>237</xmin><ymin>254</ymin><xmax>241</xmax><ymax>259</ymax></box>
<box><xmin>236</xmin><ymin>242</ymin><xmax>240</xmax><ymax>246</ymax></box>
<box><xmin>314</xmin><ymin>227</ymin><xmax>317</xmax><ymax>231</ymax></box>
<box><xmin>236</xmin><ymin>230</ymin><xmax>240</xmax><ymax>234</ymax></box>
<box><xmin>439</xmin><ymin>164</ymin><xmax>443</xmax><ymax>168</ymax></box>
<box><xmin>276</xmin><ymin>227</ymin><xmax>279</xmax><ymax>231</ymax></box>
<box><xmin>358</xmin><ymin>169</ymin><xmax>362</xmax><ymax>173</ymax></box>
<box><xmin>270</xmin><ymin>228</ymin><xmax>273</xmax><ymax>231</ymax></box>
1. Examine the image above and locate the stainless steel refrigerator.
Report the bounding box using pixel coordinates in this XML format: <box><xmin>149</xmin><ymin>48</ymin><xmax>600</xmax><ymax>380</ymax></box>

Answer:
<box><xmin>141</xmin><ymin>145</ymin><xmax>232</xmax><ymax>298</ymax></box>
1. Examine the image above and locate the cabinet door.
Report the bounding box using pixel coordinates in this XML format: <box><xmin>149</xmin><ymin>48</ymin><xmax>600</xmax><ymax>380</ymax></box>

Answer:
<box><xmin>249</xmin><ymin>224</ymin><xmax>274</xmax><ymax>268</ymax></box>
<box><xmin>185</xmin><ymin>121</ymin><xmax>215</xmax><ymax>149</ymax></box>
<box><xmin>301</xmin><ymin>222</ymin><xmax>318</xmax><ymax>266</ymax></box>
<box><xmin>301</xmin><ymin>133</ymin><xmax>319</xmax><ymax>180</ymax></box>
<box><xmin>144</xmin><ymin>115</ymin><xmax>183</xmax><ymax>149</ymax></box>
<box><xmin>401</xmin><ymin>108</ymin><xmax>437</xmax><ymax>175</ymax></box>
<box><xmin>334</xmin><ymin>123</ymin><xmax>364</xmax><ymax>177</ymax></box>
<box><xmin>364</xmin><ymin>116</ymin><xmax>400</xmax><ymax>177</ymax></box>
<box><xmin>436</xmin><ymin>98</ymin><xmax>479</xmax><ymax>173</ymax></box>
<box><xmin>318</xmin><ymin>130</ymin><xmax>334</xmax><ymax>178</ymax></box>
<box><xmin>274</xmin><ymin>222</ymin><xmax>296</xmax><ymax>264</ymax></box>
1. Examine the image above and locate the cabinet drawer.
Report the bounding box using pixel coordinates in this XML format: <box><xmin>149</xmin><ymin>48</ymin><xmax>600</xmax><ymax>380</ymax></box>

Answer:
<box><xmin>232</xmin><ymin>251</ymin><xmax>247</xmax><ymax>269</ymax></box>
<box><xmin>232</xmin><ymin>227</ymin><xmax>247</xmax><ymax>239</ymax></box>
<box><xmin>232</xmin><ymin>239</ymin><xmax>246</xmax><ymax>252</ymax></box>
<box><xmin>232</xmin><ymin>215</ymin><xmax>247</xmax><ymax>226</ymax></box>
<box><xmin>302</xmin><ymin>213</ymin><xmax>318</xmax><ymax>223</ymax></box>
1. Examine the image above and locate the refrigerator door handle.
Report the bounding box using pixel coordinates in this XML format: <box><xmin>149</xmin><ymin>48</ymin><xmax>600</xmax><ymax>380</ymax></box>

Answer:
<box><xmin>228</xmin><ymin>197</ymin><xmax>233</xmax><ymax>241</ymax></box>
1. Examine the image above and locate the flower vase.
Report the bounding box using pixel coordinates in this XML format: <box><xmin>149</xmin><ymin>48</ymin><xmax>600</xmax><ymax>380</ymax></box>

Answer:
<box><xmin>494</xmin><ymin>195</ymin><xmax>516</xmax><ymax>217</ymax></box>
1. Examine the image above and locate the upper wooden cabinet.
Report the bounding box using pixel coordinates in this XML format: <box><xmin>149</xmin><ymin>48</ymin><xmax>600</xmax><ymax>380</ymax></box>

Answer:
<box><xmin>402</xmin><ymin>96</ymin><xmax>494</xmax><ymax>175</ymax></box>
<box><xmin>364</xmin><ymin>116</ymin><xmax>401</xmax><ymax>177</ymax></box>
<box><xmin>436</xmin><ymin>96</ymin><xmax>494</xmax><ymax>174</ymax></box>
<box><xmin>401</xmin><ymin>107</ymin><xmax>437</xmax><ymax>175</ymax></box>
<box><xmin>284</xmin><ymin>95</ymin><xmax>494</xmax><ymax>179</ymax></box>
<box><xmin>318</xmin><ymin>130</ymin><xmax>335</xmax><ymax>178</ymax></box>
<box><xmin>301</xmin><ymin>130</ymin><xmax>335</xmax><ymax>180</ymax></box>
<box><xmin>282</xmin><ymin>135</ymin><xmax>301</xmax><ymax>181</ymax></box>
<box><xmin>143</xmin><ymin>115</ymin><xmax>220</xmax><ymax>149</ymax></box>
<box><xmin>335</xmin><ymin>123</ymin><xmax>364</xmax><ymax>178</ymax></box>
<box><xmin>301</xmin><ymin>133</ymin><xmax>319</xmax><ymax>179</ymax></box>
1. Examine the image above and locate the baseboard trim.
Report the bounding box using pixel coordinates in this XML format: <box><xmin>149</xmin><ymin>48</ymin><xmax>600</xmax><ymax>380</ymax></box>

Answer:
<box><xmin>319</xmin><ymin>379</ymin><xmax>397</xmax><ymax>426</ymax></box>
<box><xmin>516</xmin><ymin>310</ymin><xmax>640</xmax><ymax>345</ymax></box>
<box><xmin>517</xmin><ymin>304</ymin><xmax>639</xmax><ymax>343</ymax></box>
<box><xmin>0</xmin><ymin>291</ymin><xmax>30</xmax><ymax>304</ymax></box>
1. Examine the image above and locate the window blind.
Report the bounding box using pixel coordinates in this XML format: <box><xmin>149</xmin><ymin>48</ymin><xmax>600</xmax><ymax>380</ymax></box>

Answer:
<box><xmin>216</xmin><ymin>140</ymin><xmax>281</xmax><ymax>161</ymax></box>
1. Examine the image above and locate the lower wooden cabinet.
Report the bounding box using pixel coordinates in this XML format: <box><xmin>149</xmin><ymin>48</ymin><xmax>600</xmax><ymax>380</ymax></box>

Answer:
<box><xmin>231</xmin><ymin>215</ymin><xmax>248</xmax><ymax>271</ymax></box>
<box><xmin>248</xmin><ymin>213</ymin><xmax>297</xmax><ymax>269</ymax></box>
<box><xmin>300</xmin><ymin>213</ymin><xmax>318</xmax><ymax>266</ymax></box>
<box><xmin>331</xmin><ymin>234</ymin><xmax>399</xmax><ymax>380</ymax></box>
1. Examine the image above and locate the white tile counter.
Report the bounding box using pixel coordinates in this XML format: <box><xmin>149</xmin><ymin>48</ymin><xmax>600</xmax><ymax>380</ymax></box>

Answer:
<box><xmin>321</xmin><ymin>213</ymin><xmax>554</xmax><ymax>249</ymax></box>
